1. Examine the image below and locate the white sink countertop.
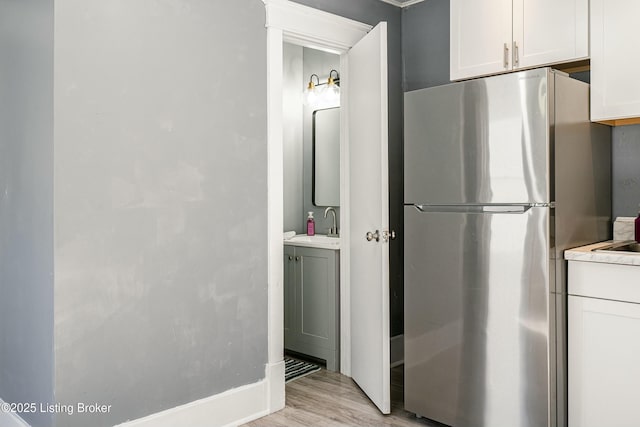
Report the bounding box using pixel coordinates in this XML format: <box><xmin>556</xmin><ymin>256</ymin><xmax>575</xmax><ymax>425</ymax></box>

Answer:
<box><xmin>284</xmin><ymin>234</ymin><xmax>340</xmax><ymax>250</ymax></box>
<box><xmin>565</xmin><ymin>240</ymin><xmax>640</xmax><ymax>266</ymax></box>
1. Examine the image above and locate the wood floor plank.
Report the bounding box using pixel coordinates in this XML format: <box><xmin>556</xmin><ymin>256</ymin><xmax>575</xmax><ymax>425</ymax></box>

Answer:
<box><xmin>243</xmin><ymin>366</ymin><xmax>446</xmax><ymax>427</ymax></box>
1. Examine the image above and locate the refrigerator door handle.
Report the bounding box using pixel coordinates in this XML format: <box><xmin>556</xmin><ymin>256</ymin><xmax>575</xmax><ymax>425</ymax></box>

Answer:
<box><xmin>412</xmin><ymin>203</ymin><xmax>554</xmax><ymax>214</ymax></box>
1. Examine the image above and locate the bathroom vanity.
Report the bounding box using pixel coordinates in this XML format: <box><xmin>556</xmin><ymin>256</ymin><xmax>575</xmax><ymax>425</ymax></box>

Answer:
<box><xmin>283</xmin><ymin>235</ymin><xmax>340</xmax><ymax>371</ymax></box>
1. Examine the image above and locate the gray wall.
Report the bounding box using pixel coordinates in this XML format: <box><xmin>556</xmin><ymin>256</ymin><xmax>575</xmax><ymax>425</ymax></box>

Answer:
<box><xmin>402</xmin><ymin>0</ymin><xmax>450</xmax><ymax>91</ymax></box>
<box><xmin>283</xmin><ymin>43</ymin><xmax>305</xmax><ymax>233</ymax></box>
<box><xmin>612</xmin><ymin>125</ymin><xmax>640</xmax><ymax>219</ymax></box>
<box><xmin>52</xmin><ymin>1</ymin><xmax>268</xmax><ymax>426</ymax></box>
<box><xmin>291</xmin><ymin>0</ymin><xmax>404</xmax><ymax>337</ymax></box>
<box><xmin>0</xmin><ymin>1</ymin><xmax>55</xmax><ymax>427</ymax></box>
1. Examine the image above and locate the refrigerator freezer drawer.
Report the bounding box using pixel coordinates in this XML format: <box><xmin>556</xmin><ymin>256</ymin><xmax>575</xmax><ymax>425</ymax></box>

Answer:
<box><xmin>404</xmin><ymin>205</ymin><xmax>554</xmax><ymax>427</ymax></box>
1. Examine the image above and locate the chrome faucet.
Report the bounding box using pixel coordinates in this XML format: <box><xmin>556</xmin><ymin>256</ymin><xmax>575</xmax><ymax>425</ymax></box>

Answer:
<box><xmin>324</xmin><ymin>207</ymin><xmax>339</xmax><ymax>237</ymax></box>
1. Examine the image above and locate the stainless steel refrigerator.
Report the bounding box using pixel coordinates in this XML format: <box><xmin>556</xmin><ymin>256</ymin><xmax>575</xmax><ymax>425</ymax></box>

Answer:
<box><xmin>403</xmin><ymin>68</ymin><xmax>611</xmax><ymax>427</ymax></box>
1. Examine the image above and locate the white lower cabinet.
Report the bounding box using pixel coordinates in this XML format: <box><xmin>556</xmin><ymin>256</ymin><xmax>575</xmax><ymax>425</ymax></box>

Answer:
<box><xmin>568</xmin><ymin>260</ymin><xmax>640</xmax><ymax>427</ymax></box>
<box><xmin>284</xmin><ymin>245</ymin><xmax>339</xmax><ymax>371</ymax></box>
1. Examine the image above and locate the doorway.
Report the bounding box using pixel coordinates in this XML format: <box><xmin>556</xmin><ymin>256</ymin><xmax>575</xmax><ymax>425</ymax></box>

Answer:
<box><xmin>282</xmin><ymin>43</ymin><xmax>342</xmax><ymax>372</ymax></box>
<box><xmin>264</xmin><ymin>0</ymin><xmax>391</xmax><ymax>417</ymax></box>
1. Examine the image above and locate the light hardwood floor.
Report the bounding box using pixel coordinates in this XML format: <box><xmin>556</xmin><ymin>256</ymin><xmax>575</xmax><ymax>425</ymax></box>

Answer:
<box><xmin>244</xmin><ymin>366</ymin><xmax>446</xmax><ymax>427</ymax></box>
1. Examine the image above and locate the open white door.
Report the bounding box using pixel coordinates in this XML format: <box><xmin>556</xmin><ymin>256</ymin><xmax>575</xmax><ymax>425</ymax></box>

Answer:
<box><xmin>347</xmin><ymin>22</ymin><xmax>390</xmax><ymax>414</ymax></box>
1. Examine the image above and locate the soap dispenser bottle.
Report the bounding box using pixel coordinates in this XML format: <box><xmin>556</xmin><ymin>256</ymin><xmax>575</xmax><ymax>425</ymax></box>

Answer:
<box><xmin>635</xmin><ymin>204</ymin><xmax>640</xmax><ymax>243</ymax></box>
<box><xmin>307</xmin><ymin>211</ymin><xmax>316</xmax><ymax>236</ymax></box>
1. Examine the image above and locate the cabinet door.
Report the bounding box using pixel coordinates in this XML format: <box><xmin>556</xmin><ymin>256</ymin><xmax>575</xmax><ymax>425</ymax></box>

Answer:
<box><xmin>569</xmin><ymin>296</ymin><xmax>640</xmax><ymax>427</ymax></box>
<box><xmin>591</xmin><ymin>0</ymin><xmax>640</xmax><ymax>121</ymax></box>
<box><xmin>283</xmin><ymin>245</ymin><xmax>296</xmax><ymax>348</ymax></box>
<box><xmin>296</xmin><ymin>247</ymin><xmax>337</xmax><ymax>352</ymax></box>
<box><xmin>450</xmin><ymin>0</ymin><xmax>512</xmax><ymax>80</ymax></box>
<box><xmin>513</xmin><ymin>0</ymin><xmax>588</xmax><ymax>69</ymax></box>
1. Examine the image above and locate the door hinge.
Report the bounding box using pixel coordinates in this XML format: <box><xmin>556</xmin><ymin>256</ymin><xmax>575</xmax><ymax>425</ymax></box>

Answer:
<box><xmin>504</xmin><ymin>43</ymin><xmax>509</xmax><ymax>69</ymax></box>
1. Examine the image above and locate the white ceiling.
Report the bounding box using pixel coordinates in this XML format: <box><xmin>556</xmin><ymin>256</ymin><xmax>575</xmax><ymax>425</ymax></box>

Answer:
<box><xmin>377</xmin><ymin>0</ymin><xmax>426</xmax><ymax>7</ymax></box>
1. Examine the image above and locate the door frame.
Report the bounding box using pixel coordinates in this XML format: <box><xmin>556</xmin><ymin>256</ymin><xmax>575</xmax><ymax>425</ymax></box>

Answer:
<box><xmin>263</xmin><ymin>0</ymin><xmax>372</xmax><ymax>411</ymax></box>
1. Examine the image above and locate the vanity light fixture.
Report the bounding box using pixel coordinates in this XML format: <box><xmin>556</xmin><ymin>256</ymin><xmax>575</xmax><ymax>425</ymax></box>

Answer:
<box><xmin>304</xmin><ymin>70</ymin><xmax>340</xmax><ymax>106</ymax></box>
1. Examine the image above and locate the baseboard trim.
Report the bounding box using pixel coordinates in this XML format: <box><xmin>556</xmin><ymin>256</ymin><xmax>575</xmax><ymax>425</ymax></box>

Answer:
<box><xmin>0</xmin><ymin>362</ymin><xmax>283</xmax><ymax>427</ymax></box>
<box><xmin>114</xmin><ymin>380</ymin><xmax>268</xmax><ymax>427</ymax></box>
<box><xmin>390</xmin><ymin>334</ymin><xmax>404</xmax><ymax>368</ymax></box>
<box><xmin>0</xmin><ymin>398</ymin><xmax>31</xmax><ymax>427</ymax></box>
<box><xmin>115</xmin><ymin>361</ymin><xmax>286</xmax><ymax>427</ymax></box>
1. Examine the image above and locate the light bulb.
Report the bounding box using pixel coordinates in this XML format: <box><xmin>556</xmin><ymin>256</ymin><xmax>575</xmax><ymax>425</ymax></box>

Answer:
<box><xmin>322</xmin><ymin>72</ymin><xmax>340</xmax><ymax>106</ymax></box>
<box><xmin>304</xmin><ymin>81</ymin><xmax>317</xmax><ymax>105</ymax></box>
<box><xmin>304</xmin><ymin>90</ymin><xmax>317</xmax><ymax>105</ymax></box>
<box><xmin>325</xmin><ymin>81</ymin><xmax>340</xmax><ymax>104</ymax></box>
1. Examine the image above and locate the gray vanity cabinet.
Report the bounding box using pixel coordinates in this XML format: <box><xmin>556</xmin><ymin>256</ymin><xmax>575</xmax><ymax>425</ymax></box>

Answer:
<box><xmin>284</xmin><ymin>245</ymin><xmax>339</xmax><ymax>371</ymax></box>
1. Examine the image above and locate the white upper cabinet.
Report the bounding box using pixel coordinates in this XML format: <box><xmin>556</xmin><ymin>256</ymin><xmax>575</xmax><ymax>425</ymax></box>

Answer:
<box><xmin>514</xmin><ymin>0</ymin><xmax>588</xmax><ymax>69</ymax></box>
<box><xmin>450</xmin><ymin>0</ymin><xmax>512</xmax><ymax>81</ymax></box>
<box><xmin>451</xmin><ymin>0</ymin><xmax>589</xmax><ymax>81</ymax></box>
<box><xmin>591</xmin><ymin>0</ymin><xmax>640</xmax><ymax>122</ymax></box>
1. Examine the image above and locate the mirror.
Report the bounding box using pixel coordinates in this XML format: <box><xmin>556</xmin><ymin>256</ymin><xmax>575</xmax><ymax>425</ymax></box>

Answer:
<box><xmin>313</xmin><ymin>108</ymin><xmax>340</xmax><ymax>207</ymax></box>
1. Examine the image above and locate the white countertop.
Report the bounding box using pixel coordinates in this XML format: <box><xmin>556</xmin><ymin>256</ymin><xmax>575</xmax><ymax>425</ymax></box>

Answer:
<box><xmin>565</xmin><ymin>240</ymin><xmax>640</xmax><ymax>266</ymax></box>
<box><xmin>283</xmin><ymin>234</ymin><xmax>340</xmax><ymax>250</ymax></box>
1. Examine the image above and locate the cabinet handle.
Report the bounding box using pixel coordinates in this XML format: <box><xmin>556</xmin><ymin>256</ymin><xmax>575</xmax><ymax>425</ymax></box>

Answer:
<box><xmin>513</xmin><ymin>41</ymin><xmax>519</xmax><ymax>67</ymax></box>
<box><xmin>503</xmin><ymin>43</ymin><xmax>509</xmax><ymax>69</ymax></box>
<box><xmin>288</xmin><ymin>256</ymin><xmax>293</xmax><ymax>261</ymax></box>
<box><xmin>295</xmin><ymin>256</ymin><xmax>300</xmax><ymax>261</ymax></box>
